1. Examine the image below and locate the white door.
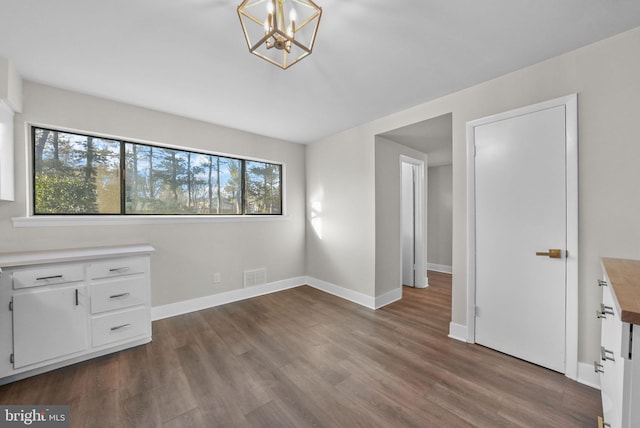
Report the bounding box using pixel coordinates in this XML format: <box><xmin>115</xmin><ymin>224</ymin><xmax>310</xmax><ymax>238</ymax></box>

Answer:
<box><xmin>471</xmin><ymin>99</ymin><xmax>576</xmax><ymax>373</ymax></box>
<box><xmin>400</xmin><ymin>157</ymin><xmax>427</xmax><ymax>289</ymax></box>
<box><xmin>401</xmin><ymin>162</ymin><xmax>415</xmax><ymax>287</ymax></box>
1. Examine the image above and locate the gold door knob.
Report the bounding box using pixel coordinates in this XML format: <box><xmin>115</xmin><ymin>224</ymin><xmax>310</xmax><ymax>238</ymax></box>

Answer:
<box><xmin>535</xmin><ymin>249</ymin><xmax>562</xmax><ymax>258</ymax></box>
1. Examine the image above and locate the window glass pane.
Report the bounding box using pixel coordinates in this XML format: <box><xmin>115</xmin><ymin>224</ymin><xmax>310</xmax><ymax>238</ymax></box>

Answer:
<box><xmin>125</xmin><ymin>144</ymin><xmax>243</xmax><ymax>215</ymax></box>
<box><xmin>245</xmin><ymin>161</ymin><xmax>282</xmax><ymax>214</ymax></box>
<box><xmin>216</xmin><ymin>157</ymin><xmax>243</xmax><ymax>215</ymax></box>
<box><xmin>187</xmin><ymin>152</ymin><xmax>222</xmax><ymax>214</ymax></box>
<box><xmin>34</xmin><ymin>129</ymin><xmax>121</xmax><ymax>214</ymax></box>
<box><xmin>126</xmin><ymin>144</ymin><xmax>188</xmax><ymax>214</ymax></box>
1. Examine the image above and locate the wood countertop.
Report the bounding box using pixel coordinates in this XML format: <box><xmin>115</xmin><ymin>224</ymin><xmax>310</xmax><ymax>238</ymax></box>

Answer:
<box><xmin>602</xmin><ymin>258</ymin><xmax>640</xmax><ymax>325</ymax></box>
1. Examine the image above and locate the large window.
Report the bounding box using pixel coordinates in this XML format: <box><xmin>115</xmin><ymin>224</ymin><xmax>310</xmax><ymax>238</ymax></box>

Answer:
<box><xmin>32</xmin><ymin>127</ymin><xmax>282</xmax><ymax>216</ymax></box>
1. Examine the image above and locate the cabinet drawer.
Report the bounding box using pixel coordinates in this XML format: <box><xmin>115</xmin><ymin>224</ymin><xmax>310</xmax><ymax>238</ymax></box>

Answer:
<box><xmin>12</xmin><ymin>264</ymin><xmax>84</xmax><ymax>289</ymax></box>
<box><xmin>89</xmin><ymin>257</ymin><xmax>147</xmax><ymax>280</ymax></box>
<box><xmin>91</xmin><ymin>307</ymin><xmax>149</xmax><ymax>348</ymax></box>
<box><xmin>91</xmin><ymin>275</ymin><xmax>148</xmax><ymax>314</ymax></box>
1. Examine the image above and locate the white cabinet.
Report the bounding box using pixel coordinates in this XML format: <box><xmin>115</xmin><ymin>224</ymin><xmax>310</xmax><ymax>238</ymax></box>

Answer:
<box><xmin>598</xmin><ymin>258</ymin><xmax>640</xmax><ymax>428</ymax></box>
<box><xmin>0</xmin><ymin>245</ymin><xmax>154</xmax><ymax>384</ymax></box>
<box><xmin>597</xmin><ymin>279</ymin><xmax>630</xmax><ymax>428</ymax></box>
<box><xmin>13</xmin><ymin>282</ymin><xmax>88</xmax><ymax>368</ymax></box>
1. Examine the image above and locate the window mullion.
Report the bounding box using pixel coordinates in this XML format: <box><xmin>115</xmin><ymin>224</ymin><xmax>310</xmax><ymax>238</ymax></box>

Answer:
<box><xmin>120</xmin><ymin>142</ymin><xmax>126</xmax><ymax>215</ymax></box>
<box><xmin>241</xmin><ymin>160</ymin><xmax>246</xmax><ymax>215</ymax></box>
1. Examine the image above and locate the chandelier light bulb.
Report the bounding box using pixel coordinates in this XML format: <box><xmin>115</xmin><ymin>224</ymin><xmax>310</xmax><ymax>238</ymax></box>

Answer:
<box><xmin>266</xmin><ymin>1</ymin><xmax>274</xmax><ymax>14</ymax></box>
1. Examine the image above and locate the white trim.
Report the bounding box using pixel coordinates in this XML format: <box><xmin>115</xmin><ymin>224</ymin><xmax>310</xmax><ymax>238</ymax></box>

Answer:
<box><xmin>305</xmin><ymin>277</ymin><xmax>376</xmax><ymax>309</ymax></box>
<box><xmin>427</xmin><ymin>263</ymin><xmax>452</xmax><ymax>274</ymax></box>
<box><xmin>564</xmin><ymin>94</ymin><xmax>579</xmax><ymax>381</ymax></box>
<box><xmin>375</xmin><ymin>287</ymin><xmax>402</xmax><ymax>309</ymax></box>
<box><xmin>466</xmin><ymin>117</ymin><xmax>477</xmax><ymax>345</ymax></box>
<box><xmin>448</xmin><ymin>322</ymin><xmax>468</xmax><ymax>342</ymax></box>
<box><xmin>153</xmin><ymin>276</ymin><xmax>384</xmax><ymax>321</ymax></box>
<box><xmin>465</xmin><ymin>94</ymin><xmax>579</xmax><ymax>380</ymax></box>
<box><xmin>151</xmin><ymin>276</ymin><xmax>305</xmax><ymax>320</ymax></box>
<box><xmin>577</xmin><ymin>362</ymin><xmax>601</xmax><ymax>390</ymax></box>
<box><xmin>12</xmin><ymin>215</ymin><xmax>290</xmax><ymax>228</ymax></box>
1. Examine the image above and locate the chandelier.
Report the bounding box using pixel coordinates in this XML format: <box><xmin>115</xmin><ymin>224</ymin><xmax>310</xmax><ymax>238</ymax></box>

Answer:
<box><xmin>237</xmin><ymin>0</ymin><xmax>322</xmax><ymax>70</ymax></box>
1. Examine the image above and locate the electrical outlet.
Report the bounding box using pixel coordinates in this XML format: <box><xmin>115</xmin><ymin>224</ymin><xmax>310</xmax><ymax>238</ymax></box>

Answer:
<box><xmin>212</xmin><ymin>272</ymin><xmax>221</xmax><ymax>284</ymax></box>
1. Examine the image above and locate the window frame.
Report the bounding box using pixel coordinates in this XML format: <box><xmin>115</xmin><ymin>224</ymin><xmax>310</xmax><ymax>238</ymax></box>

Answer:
<box><xmin>29</xmin><ymin>125</ymin><xmax>284</xmax><ymax>218</ymax></box>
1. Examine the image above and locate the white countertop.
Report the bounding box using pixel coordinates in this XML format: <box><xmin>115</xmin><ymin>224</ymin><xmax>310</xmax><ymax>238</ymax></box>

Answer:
<box><xmin>0</xmin><ymin>244</ymin><xmax>155</xmax><ymax>268</ymax></box>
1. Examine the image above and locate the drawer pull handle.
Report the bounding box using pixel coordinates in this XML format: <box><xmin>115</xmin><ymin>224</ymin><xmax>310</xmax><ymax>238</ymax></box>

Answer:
<box><xmin>36</xmin><ymin>274</ymin><xmax>63</xmax><ymax>281</ymax></box>
<box><xmin>594</xmin><ymin>361</ymin><xmax>604</xmax><ymax>373</ymax></box>
<box><xmin>110</xmin><ymin>323</ymin><xmax>132</xmax><ymax>332</ymax></box>
<box><xmin>600</xmin><ymin>303</ymin><xmax>614</xmax><ymax>316</ymax></box>
<box><xmin>109</xmin><ymin>292</ymin><xmax>131</xmax><ymax>299</ymax></box>
<box><xmin>109</xmin><ymin>267</ymin><xmax>130</xmax><ymax>273</ymax></box>
<box><xmin>598</xmin><ymin>416</ymin><xmax>611</xmax><ymax>428</ymax></box>
<box><xmin>601</xmin><ymin>346</ymin><xmax>615</xmax><ymax>362</ymax></box>
<box><xmin>598</xmin><ymin>279</ymin><xmax>608</xmax><ymax>287</ymax></box>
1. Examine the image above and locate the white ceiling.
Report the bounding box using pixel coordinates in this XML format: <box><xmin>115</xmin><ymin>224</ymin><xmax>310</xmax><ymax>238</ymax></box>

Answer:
<box><xmin>1</xmin><ymin>1</ymin><xmax>640</xmax><ymax>144</ymax></box>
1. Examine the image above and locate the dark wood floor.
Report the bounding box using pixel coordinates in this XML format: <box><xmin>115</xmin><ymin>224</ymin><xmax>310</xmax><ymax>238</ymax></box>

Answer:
<box><xmin>0</xmin><ymin>271</ymin><xmax>601</xmax><ymax>427</ymax></box>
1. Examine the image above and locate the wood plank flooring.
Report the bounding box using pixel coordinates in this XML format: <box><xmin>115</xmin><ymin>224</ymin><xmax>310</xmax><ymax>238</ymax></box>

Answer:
<box><xmin>0</xmin><ymin>271</ymin><xmax>601</xmax><ymax>427</ymax></box>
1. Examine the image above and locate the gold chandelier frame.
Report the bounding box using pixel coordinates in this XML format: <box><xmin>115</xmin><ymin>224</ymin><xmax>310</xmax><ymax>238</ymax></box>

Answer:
<box><xmin>237</xmin><ymin>0</ymin><xmax>322</xmax><ymax>69</ymax></box>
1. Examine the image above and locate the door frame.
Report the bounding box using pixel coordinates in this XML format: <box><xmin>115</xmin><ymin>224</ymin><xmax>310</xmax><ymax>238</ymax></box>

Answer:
<box><xmin>400</xmin><ymin>155</ymin><xmax>427</xmax><ymax>288</ymax></box>
<box><xmin>465</xmin><ymin>94</ymin><xmax>578</xmax><ymax>379</ymax></box>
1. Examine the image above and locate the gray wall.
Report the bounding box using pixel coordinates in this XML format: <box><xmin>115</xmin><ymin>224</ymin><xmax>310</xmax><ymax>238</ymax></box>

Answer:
<box><xmin>305</xmin><ymin>131</ymin><xmax>376</xmax><ymax>295</ymax></box>
<box><xmin>0</xmin><ymin>82</ymin><xmax>306</xmax><ymax>308</ymax></box>
<box><xmin>374</xmin><ymin>136</ymin><xmax>428</xmax><ymax>296</ymax></box>
<box><xmin>306</xmin><ymin>26</ymin><xmax>640</xmax><ymax>368</ymax></box>
<box><xmin>428</xmin><ymin>164</ymin><xmax>453</xmax><ymax>269</ymax></box>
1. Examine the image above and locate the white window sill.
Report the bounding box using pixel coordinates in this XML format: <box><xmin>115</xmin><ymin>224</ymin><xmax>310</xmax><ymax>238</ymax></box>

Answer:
<box><xmin>12</xmin><ymin>215</ymin><xmax>289</xmax><ymax>228</ymax></box>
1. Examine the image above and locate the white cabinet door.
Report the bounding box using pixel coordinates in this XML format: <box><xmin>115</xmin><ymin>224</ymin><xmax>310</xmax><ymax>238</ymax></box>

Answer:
<box><xmin>12</xmin><ymin>285</ymin><xmax>88</xmax><ymax>368</ymax></box>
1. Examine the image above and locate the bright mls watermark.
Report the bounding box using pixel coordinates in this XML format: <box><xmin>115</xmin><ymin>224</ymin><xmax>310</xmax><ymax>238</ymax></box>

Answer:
<box><xmin>0</xmin><ymin>406</ymin><xmax>69</xmax><ymax>427</ymax></box>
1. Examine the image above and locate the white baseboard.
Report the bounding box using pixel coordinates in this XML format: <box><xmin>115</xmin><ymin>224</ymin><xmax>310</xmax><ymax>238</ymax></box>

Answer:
<box><xmin>427</xmin><ymin>263</ymin><xmax>452</xmax><ymax>274</ymax></box>
<box><xmin>576</xmin><ymin>361</ymin><xmax>601</xmax><ymax>390</ymax></box>
<box><xmin>305</xmin><ymin>276</ymin><xmax>376</xmax><ymax>309</ymax></box>
<box><xmin>153</xmin><ymin>276</ymin><xmax>399</xmax><ymax>322</ymax></box>
<box><xmin>375</xmin><ymin>287</ymin><xmax>402</xmax><ymax>309</ymax></box>
<box><xmin>448</xmin><ymin>322</ymin><xmax>468</xmax><ymax>342</ymax></box>
<box><xmin>415</xmin><ymin>276</ymin><xmax>429</xmax><ymax>288</ymax></box>
<box><xmin>151</xmin><ymin>276</ymin><xmax>306</xmax><ymax>320</ymax></box>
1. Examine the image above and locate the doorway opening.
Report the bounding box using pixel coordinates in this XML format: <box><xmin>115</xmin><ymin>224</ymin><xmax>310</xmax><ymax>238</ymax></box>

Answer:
<box><xmin>377</xmin><ymin>113</ymin><xmax>453</xmax><ymax>297</ymax></box>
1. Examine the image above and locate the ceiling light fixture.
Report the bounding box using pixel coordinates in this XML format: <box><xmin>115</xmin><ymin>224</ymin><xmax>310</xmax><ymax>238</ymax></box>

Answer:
<box><xmin>237</xmin><ymin>0</ymin><xmax>322</xmax><ymax>70</ymax></box>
